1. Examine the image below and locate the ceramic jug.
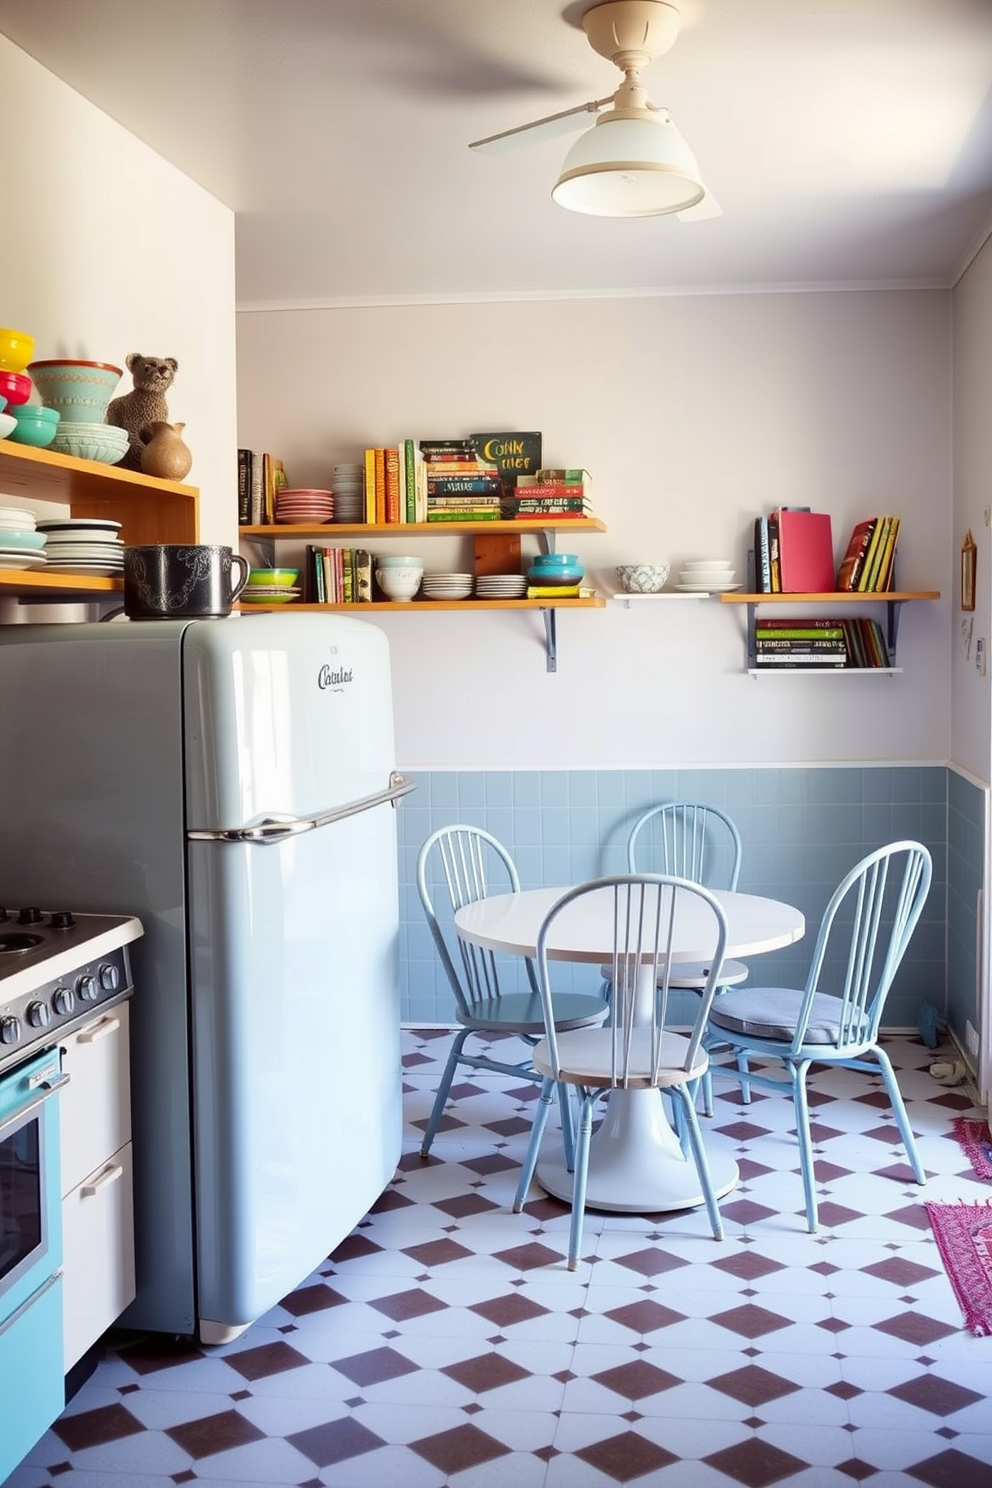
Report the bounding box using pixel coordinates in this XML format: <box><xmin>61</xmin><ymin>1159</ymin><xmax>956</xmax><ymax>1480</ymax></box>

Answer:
<box><xmin>140</xmin><ymin>421</ymin><xmax>192</xmax><ymax>481</ymax></box>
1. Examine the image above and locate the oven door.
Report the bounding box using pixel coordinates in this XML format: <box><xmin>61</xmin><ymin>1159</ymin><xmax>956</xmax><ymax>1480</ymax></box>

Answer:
<box><xmin>0</xmin><ymin>1046</ymin><xmax>68</xmax><ymax>1484</ymax></box>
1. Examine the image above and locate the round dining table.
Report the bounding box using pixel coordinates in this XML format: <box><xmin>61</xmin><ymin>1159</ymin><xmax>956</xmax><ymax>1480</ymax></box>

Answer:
<box><xmin>454</xmin><ymin>884</ymin><xmax>805</xmax><ymax>1214</ymax></box>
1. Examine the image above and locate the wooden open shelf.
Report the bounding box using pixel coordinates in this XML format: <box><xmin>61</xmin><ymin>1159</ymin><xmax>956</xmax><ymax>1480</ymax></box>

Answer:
<box><xmin>720</xmin><ymin>589</ymin><xmax>941</xmax><ymax>673</ymax></box>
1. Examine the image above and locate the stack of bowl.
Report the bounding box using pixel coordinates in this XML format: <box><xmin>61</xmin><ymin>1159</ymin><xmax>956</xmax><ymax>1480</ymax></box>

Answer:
<box><xmin>526</xmin><ymin>553</ymin><xmax>585</xmax><ymax>589</ymax></box>
<box><xmin>241</xmin><ymin>567</ymin><xmax>301</xmax><ymax>605</ymax></box>
<box><xmin>332</xmin><ymin>464</ymin><xmax>365</xmax><ymax>523</ymax></box>
<box><xmin>0</xmin><ymin>327</ymin><xmax>35</xmax><ymax>438</ymax></box>
<box><xmin>0</xmin><ymin>505</ymin><xmax>47</xmax><ymax>570</ymax></box>
<box><xmin>374</xmin><ymin>554</ymin><xmax>423</xmax><ymax>601</ymax></box>
<box><xmin>676</xmin><ymin>559</ymin><xmax>738</xmax><ymax>592</ymax></box>
<box><xmin>25</xmin><ymin>358</ymin><xmax>125</xmax><ymax>461</ymax></box>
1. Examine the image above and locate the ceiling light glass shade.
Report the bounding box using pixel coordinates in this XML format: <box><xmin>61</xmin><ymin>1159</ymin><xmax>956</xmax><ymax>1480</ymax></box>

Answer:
<box><xmin>552</xmin><ymin>113</ymin><xmax>705</xmax><ymax>217</ymax></box>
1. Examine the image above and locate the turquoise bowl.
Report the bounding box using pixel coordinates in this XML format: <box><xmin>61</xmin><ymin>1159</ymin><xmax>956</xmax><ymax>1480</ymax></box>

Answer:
<box><xmin>7</xmin><ymin>406</ymin><xmax>59</xmax><ymax>447</ymax></box>
<box><xmin>26</xmin><ymin>359</ymin><xmax>123</xmax><ymax>421</ymax></box>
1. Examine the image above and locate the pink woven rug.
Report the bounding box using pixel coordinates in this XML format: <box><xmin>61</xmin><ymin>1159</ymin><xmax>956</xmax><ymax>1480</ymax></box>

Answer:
<box><xmin>925</xmin><ymin>1200</ymin><xmax>992</xmax><ymax>1336</ymax></box>
<box><xmin>951</xmin><ymin>1116</ymin><xmax>992</xmax><ymax>1179</ymax></box>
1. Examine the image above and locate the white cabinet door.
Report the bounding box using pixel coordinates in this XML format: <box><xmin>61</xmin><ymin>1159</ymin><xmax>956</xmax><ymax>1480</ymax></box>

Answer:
<box><xmin>60</xmin><ymin>1002</ymin><xmax>131</xmax><ymax>1197</ymax></box>
<box><xmin>62</xmin><ymin>1143</ymin><xmax>135</xmax><ymax>1372</ymax></box>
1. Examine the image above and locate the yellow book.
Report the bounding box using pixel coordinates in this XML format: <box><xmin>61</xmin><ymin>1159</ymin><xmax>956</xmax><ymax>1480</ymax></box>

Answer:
<box><xmin>363</xmin><ymin>448</ymin><xmax>376</xmax><ymax>524</ymax></box>
<box><xmin>875</xmin><ymin>516</ymin><xmax>900</xmax><ymax>591</ymax></box>
<box><xmin>856</xmin><ymin>516</ymin><xmax>889</xmax><ymax>592</ymax></box>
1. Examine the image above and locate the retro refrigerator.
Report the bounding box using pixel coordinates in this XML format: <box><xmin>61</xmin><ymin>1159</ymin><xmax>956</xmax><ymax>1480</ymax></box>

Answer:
<box><xmin>0</xmin><ymin>613</ymin><xmax>411</xmax><ymax>1343</ymax></box>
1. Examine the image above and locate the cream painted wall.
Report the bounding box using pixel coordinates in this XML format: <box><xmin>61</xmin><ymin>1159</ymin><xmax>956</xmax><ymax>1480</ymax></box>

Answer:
<box><xmin>0</xmin><ymin>36</ymin><xmax>237</xmax><ymax>548</ymax></box>
<box><xmin>951</xmin><ymin>236</ymin><xmax>992</xmax><ymax>785</ymax></box>
<box><xmin>237</xmin><ymin>290</ymin><xmax>952</xmax><ymax>769</ymax></box>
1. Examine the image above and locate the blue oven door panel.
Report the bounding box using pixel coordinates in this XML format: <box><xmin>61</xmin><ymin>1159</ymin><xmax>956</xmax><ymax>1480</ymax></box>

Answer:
<box><xmin>0</xmin><ymin>1271</ymin><xmax>65</xmax><ymax>1481</ymax></box>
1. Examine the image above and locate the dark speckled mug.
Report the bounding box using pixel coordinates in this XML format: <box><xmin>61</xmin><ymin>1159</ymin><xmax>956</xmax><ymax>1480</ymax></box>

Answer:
<box><xmin>123</xmin><ymin>544</ymin><xmax>250</xmax><ymax>619</ymax></box>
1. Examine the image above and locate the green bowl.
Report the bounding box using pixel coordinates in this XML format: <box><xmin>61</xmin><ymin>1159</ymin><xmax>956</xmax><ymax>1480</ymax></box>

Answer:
<box><xmin>246</xmin><ymin>568</ymin><xmax>300</xmax><ymax>586</ymax></box>
<box><xmin>7</xmin><ymin>408</ymin><xmax>59</xmax><ymax>447</ymax></box>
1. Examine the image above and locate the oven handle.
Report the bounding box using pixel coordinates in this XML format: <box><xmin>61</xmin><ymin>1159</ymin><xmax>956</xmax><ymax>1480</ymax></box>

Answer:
<box><xmin>1</xmin><ymin>1072</ymin><xmax>70</xmax><ymax>1134</ymax></box>
<box><xmin>0</xmin><ymin>1268</ymin><xmax>62</xmax><ymax>1342</ymax></box>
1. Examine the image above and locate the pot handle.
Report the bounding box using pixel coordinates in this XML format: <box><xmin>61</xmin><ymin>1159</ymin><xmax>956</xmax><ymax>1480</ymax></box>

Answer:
<box><xmin>229</xmin><ymin>553</ymin><xmax>251</xmax><ymax>603</ymax></box>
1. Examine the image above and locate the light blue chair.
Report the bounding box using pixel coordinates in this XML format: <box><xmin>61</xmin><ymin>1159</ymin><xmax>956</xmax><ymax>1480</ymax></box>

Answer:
<box><xmin>514</xmin><ymin>874</ymin><xmax>730</xmax><ymax>1269</ymax></box>
<box><xmin>707</xmin><ymin>840</ymin><xmax>932</xmax><ymax>1232</ymax></box>
<box><xmin>416</xmin><ymin>825</ymin><xmax>609</xmax><ymax>1161</ymax></box>
<box><xmin>607</xmin><ymin>801</ymin><xmax>749</xmax><ymax>1116</ymax></box>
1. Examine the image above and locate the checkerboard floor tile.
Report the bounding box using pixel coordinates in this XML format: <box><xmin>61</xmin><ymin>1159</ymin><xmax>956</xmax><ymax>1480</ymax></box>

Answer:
<box><xmin>6</xmin><ymin>1031</ymin><xmax>992</xmax><ymax>1488</ymax></box>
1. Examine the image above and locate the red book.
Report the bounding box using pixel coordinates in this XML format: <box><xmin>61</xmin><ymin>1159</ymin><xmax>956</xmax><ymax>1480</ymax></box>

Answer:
<box><xmin>836</xmin><ymin>518</ymin><xmax>878</xmax><ymax>591</ymax></box>
<box><xmin>775</xmin><ymin>510</ymin><xmax>835</xmax><ymax>593</ymax></box>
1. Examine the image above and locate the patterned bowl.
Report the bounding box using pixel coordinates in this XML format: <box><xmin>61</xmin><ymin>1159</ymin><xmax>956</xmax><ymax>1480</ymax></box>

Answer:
<box><xmin>615</xmin><ymin>563</ymin><xmax>671</xmax><ymax>593</ymax></box>
<box><xmin>27</xmin><ymin>359</ymin><xmax>123</xmax><ymax>421</ymax></box>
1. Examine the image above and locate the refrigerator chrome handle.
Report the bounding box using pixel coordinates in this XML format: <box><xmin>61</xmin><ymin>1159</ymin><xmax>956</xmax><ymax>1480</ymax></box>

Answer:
<box><xmin>187</xmin><ymin>772</ymin><xmax>416</xmax><ymax>845</ymax></box>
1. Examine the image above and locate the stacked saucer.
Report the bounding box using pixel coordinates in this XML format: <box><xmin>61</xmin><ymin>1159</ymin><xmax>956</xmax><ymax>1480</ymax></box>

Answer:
<box><xmin>476</xmin><ymin>573</ymin><xmax>527</xmax><ymax>599</ymax></box>
<box><xmin>422</xmin><ymin>571</ymin><xmax>473</xmax><ymax>601</ymax></box>
<box><xmin>35</xmin><ymin>517</ymin><xmax>123</xmax><ymax>575</ymax></box>
<box><xmin>0</xmin><ymin>504</ymin><xmax>47</xmax><ymax>569</ymax></box>
<box><xmin>332</xmin><ymin>464</ymin><xmax>365</xmax><ymax>523</ymax></box>
<box><xmin>275</xmin><ymin>488</ymin><xmax>334</xmax><ymax>524</ymax></box>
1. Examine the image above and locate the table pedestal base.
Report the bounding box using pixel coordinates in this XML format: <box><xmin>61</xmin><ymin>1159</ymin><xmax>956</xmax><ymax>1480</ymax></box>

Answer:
<box><xmin>536</xmin><ymin>1087</ymin><xmax>739</xmax><ymax>1214</ymax></box>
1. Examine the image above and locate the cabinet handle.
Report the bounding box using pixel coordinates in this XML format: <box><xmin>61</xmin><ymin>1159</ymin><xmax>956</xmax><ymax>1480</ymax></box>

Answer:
<box><xmin>81</xmin><ymin>1162</ymin><xmax>124</xmax><ymax>1197</ymax></box>
<box><xmin>77</xmin><ymin>1015</ymin><xmax>121</xmax><ymax>1044</ymax></box>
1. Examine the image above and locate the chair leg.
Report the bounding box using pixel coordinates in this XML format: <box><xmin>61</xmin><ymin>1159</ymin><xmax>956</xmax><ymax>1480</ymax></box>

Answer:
<box><xmin>420</xmin><ymin>1028</ymin><xmax>471</xmax><ymax>1158</ymax></box>
<box><xmin>557</xmin><ymin>1080</ymin><xmax>576</xmax><ymax>1172</ymax></box>
<box><xmin>791</xmin><ymin>1059</ymin><xmax>819</xmax><ymax>1233</ymax></box>
<box><xmin>872</xmin><ymin>1046</ymin><xmax>927</xmax><ymax>1185</ymax></box>
<box><xmin>513</xmin><ymin>1077</ymin><xmax>555</xmax><ymax>1212</ymax></box>
<box><xmin>671</xmin><ymin>1084</ymin><xmax>724</xmax><ymax>1241</ymax></box>
<box><xmin>568</xmin><ymin>1090</ymin><xmax>597</xmax><ymax>1270</ymax></box>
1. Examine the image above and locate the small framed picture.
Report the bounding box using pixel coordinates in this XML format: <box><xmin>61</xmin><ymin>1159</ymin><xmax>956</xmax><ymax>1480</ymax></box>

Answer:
<box><xmin>961</xmin><ymin>529</ymin><xmax>977</xmax><ymax>612</ymax></box>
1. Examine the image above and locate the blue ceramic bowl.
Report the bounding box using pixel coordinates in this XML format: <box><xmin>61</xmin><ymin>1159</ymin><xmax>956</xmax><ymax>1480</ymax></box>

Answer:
<box><xmin>7</xmin><ymin>406</ymin><xmax>59</xmax><ymax>447</ymax></box>
<box><xmin>530</xmin><ymin>553</ymin><xmax>578</xmax><ymax>567</ymax></box>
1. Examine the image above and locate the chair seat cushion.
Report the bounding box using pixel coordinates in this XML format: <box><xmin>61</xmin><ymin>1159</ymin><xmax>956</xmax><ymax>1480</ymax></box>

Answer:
<box><xmin>459</xmin><ymin>991</ymin><xmax>608</xmax><ymax>1036</ymax></box>
<box><xmin>533</xmin><ymin>1027</ymin><xmax>706</xmax><ymax>1089</ymax></box>
<box><xmin>708</xmin><ymin>986</ymin><xmax>867</xmax><ymax>1045</ymax></box>
<box><xmin>598</xmin><ymin>957</ymin><xmax>748</xmax><ymax>990</ymax></box>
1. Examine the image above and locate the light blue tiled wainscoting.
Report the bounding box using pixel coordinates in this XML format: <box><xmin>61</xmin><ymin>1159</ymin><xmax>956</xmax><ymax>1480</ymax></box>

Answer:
<box><xmin>398</xmin><ymin>765</ymin><xmax>959</xmax><ymax>1034</ymax></box>
<box><xmin>947</xmin><ymin>767</ymin><xmax>988</xmax><ymax>1047</ymax></box>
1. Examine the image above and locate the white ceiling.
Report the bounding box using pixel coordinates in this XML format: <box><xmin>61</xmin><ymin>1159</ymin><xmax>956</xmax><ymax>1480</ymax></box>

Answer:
<box><xmin>3</xmin><ymin>0</ymin><xmax>992</xmax><ymax>307</ymax></box>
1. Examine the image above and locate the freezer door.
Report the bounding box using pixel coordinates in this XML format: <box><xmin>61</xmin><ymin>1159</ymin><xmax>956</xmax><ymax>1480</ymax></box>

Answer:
<box><xmin>182</xmin><ymin>612</ymin><xmax>397</xmax><ymax>829</ymax></box>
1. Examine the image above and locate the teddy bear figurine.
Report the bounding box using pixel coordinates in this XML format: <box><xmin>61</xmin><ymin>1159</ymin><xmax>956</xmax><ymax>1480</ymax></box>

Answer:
<box><xmin>106</xmin><ymin>353</ymin><xmax>179</xmax><ymax>471</ymax></box>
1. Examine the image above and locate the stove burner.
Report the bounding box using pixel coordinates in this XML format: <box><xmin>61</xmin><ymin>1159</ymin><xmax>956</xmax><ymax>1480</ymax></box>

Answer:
<box><xmin>0</xmin><ymin>933</ymin><xmax>45</xmax><ymax>954</ymax></box>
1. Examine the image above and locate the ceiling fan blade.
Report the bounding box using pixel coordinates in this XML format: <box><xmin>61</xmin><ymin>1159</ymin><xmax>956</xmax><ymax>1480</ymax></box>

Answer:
<box><xmin>469</xmin><ymin>98</ymin><xmax>613</xmax><ymax>153</ymax></box>
<box><xmin>676</xmin><ymin>187</ymin><xmax>722</xmax><ymax>221</ymax></box>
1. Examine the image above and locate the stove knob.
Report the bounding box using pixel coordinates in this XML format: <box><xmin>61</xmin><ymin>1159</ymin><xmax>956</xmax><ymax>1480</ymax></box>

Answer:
<box><xmin>50</xmin><ymin>911</ymin><xmax>76</xmax><ymax>929</ymax></box>
<box><xmin>26</xmin><ymin>1000</ymin><xmax>51</xmax><ymax>1029</ymax></box>
<box><xmin>53</xmin><ymin>985</ymin><xmax>75</xmax><ymax>1017</ymax></box>
<box><xmin>17</xmin><ymin>907</ymin><xmax>44</xmax><ymax>924</ymax></box>
<box><xmin>75</xmin><ymin>973</ymin><xmax>98</xmax><ymax>1003</ymax></box>
<box><xmin>98</xmin><ymin>962</ymin><xmax>121</xmax><ymax>992</ymax></box>
<box><xmin>0</xmin><ymin>1015</ymin><xmax>21</xmax><ymax>1045</ymax></box>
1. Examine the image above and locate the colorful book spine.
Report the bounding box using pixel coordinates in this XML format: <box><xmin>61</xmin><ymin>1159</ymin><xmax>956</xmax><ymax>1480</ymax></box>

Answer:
<box><xmin>403</xmin><ymin>439</ymin><xmax>417</xmax><ymax>524</ymax></box>
<box><xmin>237</xmin><ymin>449</ymin><xmax>252</xmax><ymax>526</ymax></box>
<box><xmin>836</xmin><ymin>517</ymin><xmax>878</xmax><ymax>591</ymax></box>
<box><xmin>856</xmin><ymin>517</ymin><xmax>888</xmax><ymax>591</ymax></box>
<box><xmin>427</xmin><ymin>476</ymin><xmax>504</xmax><ymax>494</ymax></box>
<box><xmin>426</xmin><ymin>509</ymin><xmax>502</xmax><ymax>521</ymax></box>
<box><xmin>363</xmin><ymin>448</ymin><xmax>377</xmax><ymax>525</ymax></box>
<box><xmin>385</xmin><ymin>446</ymin><xmax>401</xmax><ymax>524</ymax></box>
<box><xmin>874</xmin><ymin>517</ymin><xmax>900</xmax><ymax>592</ymax></box>
<box><xmin>374</xmin><ymin>447</ymin><xmax>387</xmax><ymax>525</ymax></box>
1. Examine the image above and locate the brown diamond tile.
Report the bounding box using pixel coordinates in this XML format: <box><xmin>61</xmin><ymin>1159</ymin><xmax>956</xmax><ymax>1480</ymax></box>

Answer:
<box><xmin>720</xmin><ymin>1198</ymin><xmax>782</xmax><ymax>1226</ymax></box>
<box><xmin>707</xmin><ymin>1364</ymin><xmax>801</xmax><ymax>1407</ymax></box>
<box><xmin>433</xmin><ymin>1192</ymin><xmax>501</xmax><ymax>1219</ymax></box>
<box><xmin>461</xmin><ymin>1151</ymin><xmax>521</xmax><ymax>1175</ymax></box>
<box><xmin>603</xmin><ymin>1298</ymin><xmax>686</xmax><ymax>1334</ymax></box>
<box><xmin>813</xmin><ymin>1159</ymin><xmax>850</xmax><ymax>1183</ymax></box>
<box><xmin>493</xmin><ymin>1241</ymin><xmax>567</xmax><ymax>1271</ymax></box>
<box><xmin>447</xmin><ymin>1080</ymin><xmax>488</xmax><ymax>1101</ymax></box>
<box><xmin>825</xmin><ymin>1380</ymin><xmax>864</xmax><ymax>1401</ymax></box>
<box><xmin>441</xmin><ymin>1352</ymin><xmax>531</xmax><ymax>1394</ymax></box>
<box><xmin>710</xmin><ymin>1303</ymin><xmax>792</xmax><ymax>1340</ymax></box>
<box><xmin>884</xmin><ymin>1204</ymin><xmax>933</xmax><ymax>1231</ymax></box>
<box><xmin>711</xmin><ymin>1250</ymin><xmax>787</xmax><ymax>1282</ymax></box>
<box><xmin>861</xmin><ymin>1256</ymin><xmax>940</xmax><ymax>1287</ymax></box>
<box><xmin>166</xmin><ymin>1408</ymin><xmax>265</xmax><ymax>1460</ymax></box>
<box><xmin>369</xmin><ymin>1187</ymin><xmax>416</xmax><ymax>1213</ymax></box>
<box><xmin>817</xmin><ymin>1316</ymin><xmax>851</xmax><ymax>1334</ymax></box>
<box><xmin>576</xmin><ymin>1430</ymin><xmax>678</xmax><ymax>1480</ymax></box>
<box><xmin>816</xmin><ymin>1201</ymin><xmax>863</xmax><ymax>1228</ymax></box>
<box><xmin>809</xmin><ymin>1120</ymin><xmax>845</xmax><ymax>1144</ymax></box>
<box><xmin>329</xmin><ymin>1233</ymin><xmax>384</xmax><ymax>1263</ymax></box>
<box><xmin>280</xmin><ymin>1283</ymin><xmax>348</xmax><ymax>1317</ymax></box>
<box><xmin>888</xmin><ymin>1374</ymin><xmax>984</xmax><ymax>1417</ymax></box>
<box><xmin>484</xmin><ymin>1115</ymin><xmax>533</xmax><ymax>1139</ymax></box>
<box><xmin>111</xmin><ymin>1338</ymin><xmax>205</xmax><ymax>1375</ymax></box>
<box><xmin>368</xmin><ymin>1287</ymin><xmax>448</xmax><ymax>1322</ymax></box>
<box><xmin>714</xmin><ymin>1120</ymin><xmax>775</xmax><ymax>1143</ymax></box>
<box><xmin>288</xmin><ymin>1417</ymin><xmax>385</xmax><ymax>1467</ymax></box>
<box><xmin>409</xmin><ymin>1422</ymin><xmax>512</xmax><ymax>1474</ymax></box>
<box><xmin>703</xmin><ymin>1435</ymin><xmax>809</xmax><ymax>1486</ymax></box>
<box><xmin>469</xmin><ymin>1293</ymin><xmax>551</xmax><ymax>1328</ymax></box>
<box><xmin>873</xmin><ymin>1311</ymin><xmax>959</xmax><ymax>1346</ymax></box>
<box><xmin>402</xmin><ymin>1237</ymin><xmax>475</xmax><ymax>1267</ymax></box>
<box><xmin>516</xmin><ymin>1194</ymin><xmax>571</xmax><ymax>1221</ymax></box>
<box><xmin>737</xmin><ymin>1156</ymin><xmax>775</xmax><ymax>1182</ymax></box>
<box><xmin>53</xmin><ymin>1403</ymin><xmax>144</xmax><ymax>1453</ymax></box>
<box><xmin>333</xmin><ymin>1346</ymin><xmax>418</xmax><ymax>1387</ymax></box>
<box><xmin>590</xmin><ymin>1359</ymin><xmax>681</xmax><ymax>1401</ymax></box>
<box><xmin>907</xmin><ymin>1447</ymin><xmax>992</xmax><ymax>1485</ymax></box>
<box><xmin>610</xmin><ymin>1246</ymin><xmax>691</xmax><ymax>1278</ymax></box>
<box><xmin>225</xmin><ymin>1341</ymin><xmax>309</xmax><ymax>1380</ymax></box>
<box><xmin>835</xmin><ymin>1456</ymin><xmax>879</xmax><ymax>1480</ymax></box>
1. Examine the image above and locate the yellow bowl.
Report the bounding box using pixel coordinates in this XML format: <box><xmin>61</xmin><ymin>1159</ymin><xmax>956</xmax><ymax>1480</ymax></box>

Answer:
<box><xmin>0</xmin><ymin>328</ymin><xmax>35</xmax><ymax>374</ymax></box>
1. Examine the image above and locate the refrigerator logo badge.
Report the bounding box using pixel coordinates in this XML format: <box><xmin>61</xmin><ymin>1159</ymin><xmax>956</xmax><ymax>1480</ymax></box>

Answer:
<box><xmin>318</xmin><ymin>663</ymin><xmax>353</xmax><ymax>692</ymax></box>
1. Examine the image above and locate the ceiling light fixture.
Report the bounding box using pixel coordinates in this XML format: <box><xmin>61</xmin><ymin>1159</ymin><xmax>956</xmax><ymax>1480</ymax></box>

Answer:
<box><xmin>552</xmin><ymin>108</ymin><xmax>704</xmax><ymax>217</ymax></box>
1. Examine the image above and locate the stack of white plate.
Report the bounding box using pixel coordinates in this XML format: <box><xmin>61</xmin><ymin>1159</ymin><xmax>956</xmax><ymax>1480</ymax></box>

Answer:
<box><xmin>476</xmin><ymin>573</ymin><xmax>527</xmax><ymax>599</ymax></box>
<box><xmin>275</xmin><ymin>488</ymin><xmax>335</xmax><ymax>524</ymax></box>
<box><xmin>676</xmin><ymin>559</ymin><xmax>739</xmax><ymax>593</ymax></box>
<box><xmin>422</xmin><ymin>572</ymin><xmax>473</xmax><ymax>600</ymax></box>
<box><xmin>332</xmin><ymin>464</ymin><xmax>365</xmax><ymax>524</ymax></box>
<box><xmin>35</xmin><ymin>517</ymin><xmax>123</xmax><ymax>575</ymax></box>
<box><xmin>0</xmin><ymin>505</ymin><xmax>47</xmax><ymax>569</ymax></box>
